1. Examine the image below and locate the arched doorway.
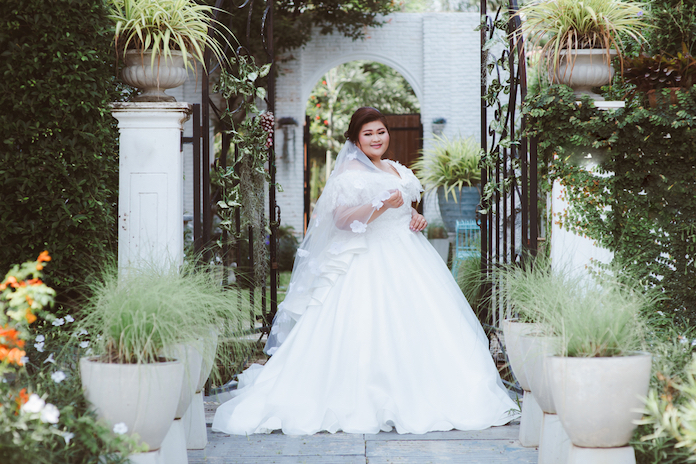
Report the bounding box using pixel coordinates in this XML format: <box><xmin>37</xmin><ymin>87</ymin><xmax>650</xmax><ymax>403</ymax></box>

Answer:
<box><xmin>302</xmin><ymin>60</ymin><xmax>422</xmax><ymax>230</ymax></box>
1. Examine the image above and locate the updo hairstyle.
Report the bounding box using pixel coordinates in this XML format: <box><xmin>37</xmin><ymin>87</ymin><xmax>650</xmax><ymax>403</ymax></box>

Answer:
<box><xmin>344</xmin><ymin>107</ymin><xmax>391</xmax><ymax>143</ymax></box>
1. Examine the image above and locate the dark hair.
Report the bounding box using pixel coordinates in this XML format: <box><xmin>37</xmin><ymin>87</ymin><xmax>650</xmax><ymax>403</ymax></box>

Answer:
<box><xmin>344</xmin><ymin>106</ymin><xmax>390</xmax><ymax>143</ymax></box>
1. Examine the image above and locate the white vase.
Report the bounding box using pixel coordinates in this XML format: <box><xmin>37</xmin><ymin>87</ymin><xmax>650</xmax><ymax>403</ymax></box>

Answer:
<box><xmin>553</xmin><ymin>49</ymin><xmax>618</xmax><ymax>100</ymax></box>
<box><xmin>79</xmin><ymin>357</ymin><xmax>184</xmax><ymax>450</ymax></box>
<box><xmin>502</xmin><ymin>320</ymin><xmax>538</xmax><ymax>391</ymax></box>
<box><xmin>162</xmin><ymin>344</ymin><xmax>204</xmax><ymax>419</ymax></box>
<box><xmin>121</xmin><ymin>50</ymin><xmax>189</xmax><ymax>102</ymax></box>
<box><xmin>548</xmin><ymin>353</ymin><xmax>652</xmax><ymax>448</ymax></box>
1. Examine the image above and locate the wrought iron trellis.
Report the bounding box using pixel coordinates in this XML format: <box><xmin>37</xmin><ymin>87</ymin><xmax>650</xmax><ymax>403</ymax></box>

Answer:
<box><xmin>185</xmin><ymin>0</ymin><xmax>279</xmax><ymax>333</ymax></box>
<box><xmin>479</xmin><ymin>0</ymin><xmax>539</xmax><ymax>328</ymax></box>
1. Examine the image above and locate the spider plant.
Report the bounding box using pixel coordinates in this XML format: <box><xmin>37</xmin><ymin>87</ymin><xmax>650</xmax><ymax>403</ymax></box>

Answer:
<box><xmin>517</xmin><ymin>0</ymin><xmax>648</xmax><ymax>79</ymax></box>
<box><xmin>77</xmin><ymin>259</ymin><xmax>255</xmax><ymax>382</ymax></box>
<box><xmin>493</xmin><ymin>259</ymin><xmax>654</xmax><ymax>357</ymax></box>
<box><xmin>411</xmin><ymin>134</ymin><xmax>482</xmax><ymax>202</ymax></box>
<box><xmin>108</xmin><ymin>0</ymin><xmax>235</xmax><ymax>71</ymax></box>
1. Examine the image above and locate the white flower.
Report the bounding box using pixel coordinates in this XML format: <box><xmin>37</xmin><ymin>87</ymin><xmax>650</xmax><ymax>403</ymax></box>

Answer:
<box><xmin>371</xmin><ymin>190</ymin><xmax>391</xmax><ymax>209</ymax></box>
<box><xmin>346</xmin><ymin>151</ymin><xmax>357</xmax><ymax>160</ymax></box>
<box><xmin>51</xmin><ymin>371</ymin><xmax>67</xmax><ymax>383</ymax></box>
<box><xmin>349</xmin><ymin>220</ymin><xmax>367</xmax><ymax>233</ymax></box>
<box><xmin>52</xmin><ymin>318</ymin><xmax>65</xmax><ymax>327</ymax></box>
<box><xmin>74</xmin><ymin>328</ymin><xmax>88</xmax><ymax>337</ymax></box>
<box><xmin>296</xmin><ymin>249</ymin><xmax>310</xmax><ymax>258</ymax></box>
<box><xmin>21</xmin><ymin>394</ymin><xmax>45</xmax><ymax>414</ymax></box>
<box><xmin>35</xmin><ymin>335</ymin><xmax>45</xmax><ymax>342</ymax></box>
<box><xmin>34</xmin><ymin>341</ymin><xmax>44</xmax><ymax>352</ymax></box>
<box><xmin>113</xmin><ymin>422</ymin><xmax>128</xmax><ymax>435</ymax></box>
<box><xmin>62</xmin><ymin>431</ymin><xmax>75</xmax><ymax>445</ymax></box>
<box><xmin>40</xmin><ymin>403</ymin><xmax>60</xmax><ymax>424</ymax></box>
<box><xmin>20</xmin><ymin>356</ymin><xmax>28</xmax><ymax>365</ymax></box>
<box><xmin>44</xmin><ymin>353</ymin><xmax>56</xmax><ymax>364</ymax></box>
<box><xmin>79</xmin><ymin>341</ymin><xmax>89</xmax><ymax>349</ymax></box>
<box><xmin>64</xmin><ymin>315</ymin><xmax>74</xmax><ymax>323</ymax></box>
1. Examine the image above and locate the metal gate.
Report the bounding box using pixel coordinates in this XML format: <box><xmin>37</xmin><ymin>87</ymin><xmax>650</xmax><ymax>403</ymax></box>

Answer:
<box><xmin>185</xmin><ymin>0</ymin><xmax>279</xmax><ymax>333</ymax></box>
<box><xmin>479</xmin><ymin>0</ymin><xmax>539</xmax><ymax>327</ymax></box>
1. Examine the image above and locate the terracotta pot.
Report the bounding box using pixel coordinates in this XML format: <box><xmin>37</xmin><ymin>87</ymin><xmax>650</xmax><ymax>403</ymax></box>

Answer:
<box><xmin>548</xmin><ymin>353</ymin><xmax>652</xmax><ymax>448</ymax></box>
<box><xmin>647</xmin><ymin>87</ymin><xmax>683</xmax><ymax>108</ymax></box>
<box><xmin>121</xmin><ymin>50</ymin><xmax>188</xmax><ymax>102</ymax></box>
<box><xmin>80</xmin><ymin>357</ymin><xmax>184</xmax><ymax>450</ymax></box>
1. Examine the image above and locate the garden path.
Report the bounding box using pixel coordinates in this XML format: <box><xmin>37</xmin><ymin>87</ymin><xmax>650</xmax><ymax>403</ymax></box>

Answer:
<box><xmin>187</xmin><ymin>405</ymin><xmax>538</xmax><ymax>464</ymax></box>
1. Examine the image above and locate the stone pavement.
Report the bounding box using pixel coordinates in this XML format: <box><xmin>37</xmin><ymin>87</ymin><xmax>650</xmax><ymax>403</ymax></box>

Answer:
<box><xmin>187</xmin><ymin>421</ymin><xmax>538</xmax><ymax>464</ymax></box>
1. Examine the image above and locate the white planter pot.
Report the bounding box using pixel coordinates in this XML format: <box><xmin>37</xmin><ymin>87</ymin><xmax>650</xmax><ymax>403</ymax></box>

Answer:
<box><xmin>501</xmin><ymin>320</ymin><xmax>538</xmax><ymax>391</ymax></box>
<box><xmin>196</xmin><ymin>330</ymin><xmax>219</xmax><ymax>392</ymax></box>
<box><xmin>553</xmin><ymin>49</ymin><xmax>617</xmax><ymax>100</ymax></box>
<box><xmin>79</xmin><ymin>357</ymin><xmax>184</xmax><ymax>450</ymax></box>
<box><xmin>520</xmin><ymin>334</ymin><xmax>558</xmax><ymax>414</ymax></box>
<box><xmin>162</xmin><ymin>344</ymin><xmax>204</xmax><ymax>419</ymax></box>
<box><xmin>548</xmin><ymin>353</ymin><xmax>652</xmax><ymax>448</ymax></box>
<box><xmin>121</xmin><ymin>50</ymin><xmax>189</xmax><ymax>102</ymax></box>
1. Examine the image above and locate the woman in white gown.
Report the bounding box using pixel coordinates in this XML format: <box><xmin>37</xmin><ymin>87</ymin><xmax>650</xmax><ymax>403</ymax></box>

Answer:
<box><xmin>212</xmin><ymin>107</ymin><xmax>519</xmax><ymax>435</ymax></box>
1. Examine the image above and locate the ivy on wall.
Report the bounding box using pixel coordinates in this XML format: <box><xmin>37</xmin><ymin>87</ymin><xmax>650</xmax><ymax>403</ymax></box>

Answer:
<box><xmin>525</xmin><ymin>85</ymin><xmax>696</xmax><ymax>322</ymax></box>
<box><xmin>0</xmin><ymin>0</ymin><xmax>125</xmax><ymax>298</ymax></box>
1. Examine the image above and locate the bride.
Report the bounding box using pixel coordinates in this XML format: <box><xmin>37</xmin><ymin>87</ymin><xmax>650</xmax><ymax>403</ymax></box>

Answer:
<box><xmin>212</xmin><ymin>107</ymin><xmax>519</xmax><ymax>435</ymax></box>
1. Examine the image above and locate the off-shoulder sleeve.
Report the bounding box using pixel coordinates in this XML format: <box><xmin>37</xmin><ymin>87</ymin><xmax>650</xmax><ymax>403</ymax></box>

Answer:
<box><xmin>321</xmin><ymin>171</ymin><xmax>371</xmax><ymax>211</ymax></box>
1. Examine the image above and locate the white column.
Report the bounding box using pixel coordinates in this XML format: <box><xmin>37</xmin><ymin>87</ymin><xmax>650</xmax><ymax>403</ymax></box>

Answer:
<box><xmin>111</xmin><ymin>102</ymin><xmax>192</xmax><ymax>270</ymax></box>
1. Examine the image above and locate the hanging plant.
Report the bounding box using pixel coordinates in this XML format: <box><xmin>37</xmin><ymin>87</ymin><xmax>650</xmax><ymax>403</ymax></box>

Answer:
<box><xmin>214</xmin><ymin>55</ymin><xmax>275</xmax><ymax>287</ymax></box>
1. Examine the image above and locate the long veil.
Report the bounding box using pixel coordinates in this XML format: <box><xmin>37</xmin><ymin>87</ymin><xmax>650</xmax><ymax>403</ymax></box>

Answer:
<box><xmin>265</xmin><ymin>141</ymin><xmax>394</xmax><ymax>355</ymax></box>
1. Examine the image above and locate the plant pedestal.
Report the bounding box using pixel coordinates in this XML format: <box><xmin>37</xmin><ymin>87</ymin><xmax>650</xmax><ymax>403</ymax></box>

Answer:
<box><xmin>566</xmin><ymin>445</ymin><xmax>635</xmax><ymax>464</ymax></box>
<box><xmin>111</xmin><ymin>102</ymin><xmax>192</xmax><ymax>271</ymax></box>
<box><xmin>539</xmin><ymin>413</ymin><xmax>571</xmax><ymax>464</ymax></box>
<box><xmin>183</xmin><ymin>391</ymin><xmax>208</xmax><ymax>449</ymax></box>
<box><xmin>160</xmin><ymin>419</ymin><xmax>188</xmax><ymax>464</ymax></box>
<box><xmin>128</xmin><ymin>450</ymin><xmax>164</xmax><ymax>464</ymax></box>
<box><xmin>519</xmin><ymin>390</ymin><xmax>543</xmax><ymax>447</ymax></box>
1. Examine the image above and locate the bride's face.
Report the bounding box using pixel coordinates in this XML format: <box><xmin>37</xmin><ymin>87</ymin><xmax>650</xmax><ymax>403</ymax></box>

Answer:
<box><xmin>356</xmin><ymin>121</ymin><xmax>389</xmax><ymax>161</ymax></box>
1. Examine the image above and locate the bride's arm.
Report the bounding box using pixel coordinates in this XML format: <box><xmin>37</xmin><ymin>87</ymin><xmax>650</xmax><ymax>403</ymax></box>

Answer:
<box><xmin>333</xmin><ymin>190</ymin><xmax>404</xmax><ymax>230</ymax></box>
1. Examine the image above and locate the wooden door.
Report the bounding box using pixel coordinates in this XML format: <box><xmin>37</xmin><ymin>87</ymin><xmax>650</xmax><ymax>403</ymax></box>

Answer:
<box><xmin>383</xmin><ymin>114</ymin><xmax>422</xmax><ymax>169</ymax></box>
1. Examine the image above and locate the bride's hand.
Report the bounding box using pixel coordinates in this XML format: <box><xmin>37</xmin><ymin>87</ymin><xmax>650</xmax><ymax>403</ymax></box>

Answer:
<box><xmin>383</xmin><ymin>190</ymin><xmax>404</xmax><ymax>209</ymax></box>
<box><xmin>410</xmin><ymin>210</ymin><xmax>427</xmax><ymax>232</ymax></box>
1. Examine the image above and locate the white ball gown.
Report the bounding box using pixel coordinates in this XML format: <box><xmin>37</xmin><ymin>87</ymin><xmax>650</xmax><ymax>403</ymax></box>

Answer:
<box><xmin>212</xmin><ymin>147</ymin><xmax>519</xmax><ymax>436</ymax></box>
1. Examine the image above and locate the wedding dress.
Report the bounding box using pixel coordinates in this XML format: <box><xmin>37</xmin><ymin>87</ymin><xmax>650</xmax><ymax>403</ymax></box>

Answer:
<box><xmin>212</xmin><ymin>142</ymin><xmax>519</xmax><ymax>435</ymax></box>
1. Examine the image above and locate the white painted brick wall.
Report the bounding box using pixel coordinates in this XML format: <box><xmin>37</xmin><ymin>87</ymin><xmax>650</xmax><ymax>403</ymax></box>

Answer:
<box><xmin>170</xmin><ymin>12</ymin><xmax>494</xmax><ymax>237</ymax></box>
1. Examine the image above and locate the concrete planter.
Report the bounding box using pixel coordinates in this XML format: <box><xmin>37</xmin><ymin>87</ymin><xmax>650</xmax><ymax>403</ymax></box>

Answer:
<box><xmin>554</xmin><ymin>49</ymin><xmax>617</xmax><ymax>100</ymax></box>
<box><xmin>80</xmin><ymin>357</ymin><xmax>184</xmax><ymax>450</ymax></box>
<box><xmin>121</xmin><ymin>50</ymin><xmax>188</xmax><ymax>102</ymax></box>
<box><xmin>548</xmin><ymin>353</ymin><xmax>652</xmax><ymax>448</ymax></box>
<box><xmin>502</xmin><ymin>320</ymin><xmax>543</xmax><ymax>447</ymax></box>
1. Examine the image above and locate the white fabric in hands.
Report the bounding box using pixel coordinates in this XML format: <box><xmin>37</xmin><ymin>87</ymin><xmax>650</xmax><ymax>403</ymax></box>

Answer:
<box><xmin>212</xmin><ymin>143</ymin><xmax>519</xmax><ymax>435</ymax></box>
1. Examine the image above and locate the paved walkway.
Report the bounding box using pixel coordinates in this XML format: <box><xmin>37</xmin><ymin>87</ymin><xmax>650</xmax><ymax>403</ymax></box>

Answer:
<box><xmin>188</xmin><ymin>420</ymin><xmax>538</xmax><ymax>464</ymax></box>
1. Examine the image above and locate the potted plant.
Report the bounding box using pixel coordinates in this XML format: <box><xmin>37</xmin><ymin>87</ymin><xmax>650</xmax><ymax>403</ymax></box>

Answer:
<box><xmin>411</xmin><ymin>134</ymin><xmax>482</xmax><ymax>232</ymax></box>
<box><xmin>108</xmin><ymin>0</ymin><xmax>234</xmax><ymax>101</ymax></box>
<box><xmin>623</xmin><ymin>45</ymin><xmax>696</xmax><ymax>107</ymax></box>
<box><xmin>431</xmin><ymin>118</ymin><xmax>447</xmax><ymax>136</ymax></box>
<box><xmin>77</xmin><ymin>261</ymin><xmax>253</xmax><ymax>457</ymax></box>
<box><xmin>518</xmin><ymin>0</ymin><xmax>648</xmax><ymax>99</ymax></box>
<box><xmin>541</xmin><ymin>271</ymin><xmax>654</xmax><ymax>462</ymax></box>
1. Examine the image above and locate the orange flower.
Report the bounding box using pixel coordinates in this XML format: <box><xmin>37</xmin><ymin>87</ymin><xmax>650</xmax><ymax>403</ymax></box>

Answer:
<box><xmin>15</xmin><ymin>388</ymin><xmax>29</xmax><ymax>410</ymax></box>
<box><xmin>37</xmin><ymin>251</ymin><xmax>51</xmax><ymax>263</ymax></box>
<box><xmin>0</xmin><ymin>325</ymin><xmax>22</xmax><ymax>345</ymax></box>
<box><xmin>25</xmin><ymin>308</ymin><xmax>37</xmax><ymax>324</ymax></box>
<box><xmin>7</xmin><ymin>347</ymin><xmax>25</xmax><ymax>365</ymax></box>
<box><xmin>26</xmin><ymin>278</ymin><xmax>42</xmax><ymax>286</ymax></box>
<box><xmin>36</xmin><ymin>264</ymin><xmax>43</xmax><ymax>271</ymax></box>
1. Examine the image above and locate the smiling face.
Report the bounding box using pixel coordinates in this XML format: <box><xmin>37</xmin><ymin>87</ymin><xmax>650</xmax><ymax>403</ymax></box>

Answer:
<box><xmin>356</xmin><ymin>120</ymin><xmax>390</xmax><ymax>162</ymax></box>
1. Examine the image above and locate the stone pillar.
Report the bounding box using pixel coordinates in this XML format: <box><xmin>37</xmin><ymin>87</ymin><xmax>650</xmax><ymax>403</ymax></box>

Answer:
<box><xmin>111</xmin><ymin>102</ymin><xmax>192</xmax><ymax>271</ymax></box>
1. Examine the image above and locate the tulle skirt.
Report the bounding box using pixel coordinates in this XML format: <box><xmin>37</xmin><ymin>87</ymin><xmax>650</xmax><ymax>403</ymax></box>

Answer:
<box><xmin>212</xmin><ymin>227</ymin><xmax>518</xmax><ymax>435</ymax></box>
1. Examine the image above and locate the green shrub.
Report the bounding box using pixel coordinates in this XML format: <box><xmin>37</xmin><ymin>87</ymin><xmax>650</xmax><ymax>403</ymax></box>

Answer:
<box><xmin>524</xmin><ymin>85</ymin><xmax>696</xmax><ymax>323</ymax></box>
<box><xmin>0</xmin><ymin>0</ymin><xmax>125</xmax><ymax>299</ymax></box>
